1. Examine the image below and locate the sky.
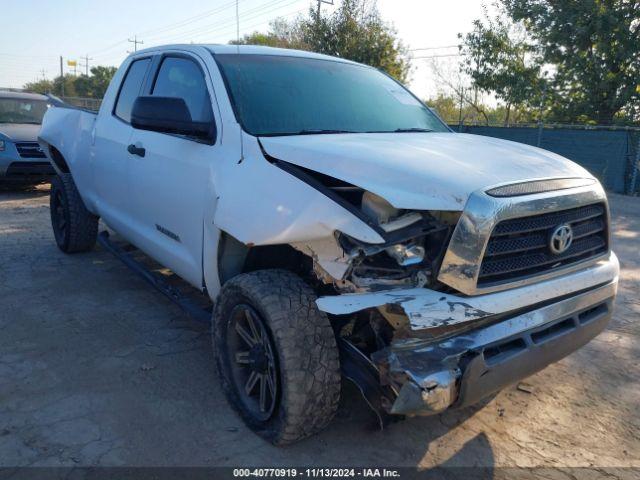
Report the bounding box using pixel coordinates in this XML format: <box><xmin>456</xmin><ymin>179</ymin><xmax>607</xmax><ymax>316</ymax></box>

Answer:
<box><xmin>0</xmin><ymin>0</ymin><xmax>490</xmax><ymax>99</ymax></box>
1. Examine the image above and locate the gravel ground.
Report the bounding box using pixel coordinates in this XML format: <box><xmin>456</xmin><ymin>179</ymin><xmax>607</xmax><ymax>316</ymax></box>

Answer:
<box><xmin>0</xmin><ymin>185</ymin><xmax>638</xmax><ymax>472</ymax></box>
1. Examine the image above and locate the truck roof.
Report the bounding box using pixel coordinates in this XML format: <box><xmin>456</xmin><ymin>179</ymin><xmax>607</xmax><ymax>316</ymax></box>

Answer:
<box><xmin>0</xmin><ymin>90</ymin><xmax>49</xmax><ymax>101</ymax></box>
<box><xmin>132</xmin><ymin>44</ymin><xmax>362</xmax><ymax>67</ymax></box>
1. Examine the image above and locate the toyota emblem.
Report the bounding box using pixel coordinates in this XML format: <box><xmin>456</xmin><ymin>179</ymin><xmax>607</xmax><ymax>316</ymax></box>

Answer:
<box><xmin>549</xmin><ymin>224</ymin><xmax>573</xmax><ymax>255</ymax></box>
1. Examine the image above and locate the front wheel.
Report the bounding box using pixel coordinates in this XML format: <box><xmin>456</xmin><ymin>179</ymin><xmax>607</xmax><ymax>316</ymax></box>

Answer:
<box><xmin>50</xmin><ymin>174</ymin><xmax>99</xmax><ymax>253</ymax></box>
<box><xmin>213</xmin><ymin>269</ymin><xmax>341</xmax><ymax>445</ymax></box>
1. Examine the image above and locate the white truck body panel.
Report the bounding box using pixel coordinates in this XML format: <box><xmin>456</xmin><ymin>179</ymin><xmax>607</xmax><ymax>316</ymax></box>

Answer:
<box><xmin>259</xmin><ymin>132</ymin><xmax>593</xmax><ymax>211</ymax></box>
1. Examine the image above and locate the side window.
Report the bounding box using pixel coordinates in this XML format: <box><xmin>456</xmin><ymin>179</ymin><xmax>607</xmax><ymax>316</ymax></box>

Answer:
<box><xmin>114</xmin><ymin>58</ymin><xmax>151</xmax><ymax>123</ymax></box>
<box><xmin>152</xmin><ymin>57</ymin><xmax>213</xmax><ymax>123</ymax></box>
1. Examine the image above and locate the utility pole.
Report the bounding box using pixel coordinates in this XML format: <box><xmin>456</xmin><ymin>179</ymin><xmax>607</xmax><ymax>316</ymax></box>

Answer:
<box><xmin>127</xmin><ymin>35</ymin><xmax>144</xmax><ymax>53</ymax></box>
<box><xmin>316</xmin><ymin>0</ymin><xmax>333</xmax><ymax>24</ymax></box>
<box><xmin>40</xmin><ymin>69</ymin><xmax>46</xmax><ymax>81</ymax></box>
<box><xmin>79</xmin><ymin>54</ymin><xmax>93</xmax><ymax>76</ymax></box>
<box><xmin>457</xmin><ymin>86</ymin><xmax>464</xmax><ymax>131</ymax></box>
<box><xmin>59</xmin><ymin>56</ymin><xmax>64</xmax><ymax>97</ymax></box>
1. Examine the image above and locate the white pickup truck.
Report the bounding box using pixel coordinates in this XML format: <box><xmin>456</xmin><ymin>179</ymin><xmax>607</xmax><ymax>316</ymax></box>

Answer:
<box><xmin>39</xmin><ymin>44</ymin><xmax>619</xmax><ymax>445</ymax></box>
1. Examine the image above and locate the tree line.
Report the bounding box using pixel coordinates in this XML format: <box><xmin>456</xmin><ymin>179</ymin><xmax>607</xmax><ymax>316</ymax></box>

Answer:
<box><xmin>459</xmin><ymin>0</ymin><xmax>639</xmax><ymax>125</ymax></box>
<box><xmin>24</xmin><ymin>66</ymin><xmax>117</xmax><ymax>99</ymax></box>
<box><xmin>23</xmin><ymin>0</ymin><xmax>638</xmax><ymax>126</ymax></box>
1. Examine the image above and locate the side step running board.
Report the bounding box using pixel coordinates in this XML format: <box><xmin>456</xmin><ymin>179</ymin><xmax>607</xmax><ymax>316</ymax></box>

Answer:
<box><xmin>97</xmin><ymin>231</ymin><xmax>211</xmax><ymax>324</ymax></box>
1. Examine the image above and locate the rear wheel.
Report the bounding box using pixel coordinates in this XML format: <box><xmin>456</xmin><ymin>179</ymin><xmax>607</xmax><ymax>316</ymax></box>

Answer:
<box><xmin>50</xmin><ymin>174</ymin><xmax>98</xmax><ymax>253</ymax></box>
<box><xmin>213</xmin><ymin>269</ymin><xmax>341</xmax><ymax>445</ymax></box>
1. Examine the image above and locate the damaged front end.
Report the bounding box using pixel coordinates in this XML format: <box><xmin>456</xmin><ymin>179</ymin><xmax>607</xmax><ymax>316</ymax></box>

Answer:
<box><xmin>293</xmin><ymin>190</ymin><xmax>459</xmax><ymax>296</ymax></box>
<box><xmin>328</xmin><ymin>267</ymin><xmax>617</xmax><ymax>422</ymax></box>
<box><xmin>290</xmin><ymin>179</ymin><xmax>619</xmax><ymax>421</ymax></box>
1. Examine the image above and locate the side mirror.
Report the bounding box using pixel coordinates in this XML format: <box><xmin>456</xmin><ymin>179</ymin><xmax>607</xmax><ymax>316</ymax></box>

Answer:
<box><xmin>131</xmin><ymin>96</ymin><xmax>212</xmax><ymax>139</ymax></box>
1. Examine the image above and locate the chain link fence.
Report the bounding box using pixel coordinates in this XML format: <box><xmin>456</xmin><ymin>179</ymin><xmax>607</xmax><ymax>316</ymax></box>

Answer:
<box><xmin>59</xmin><ymin>96</ymin><xmax>102</xmax><ymax>111</ymax></box>
<box><xmin>449</xmin><ymin>123</ymin><xmax>640</xmax><ymax>195</ymax></box>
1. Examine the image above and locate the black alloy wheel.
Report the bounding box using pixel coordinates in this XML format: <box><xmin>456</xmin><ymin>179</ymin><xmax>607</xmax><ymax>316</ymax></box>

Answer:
<box><xmin>226</xmin><ymin>304</ymin><xmax>279</xmax><ymax>421</ymax></box>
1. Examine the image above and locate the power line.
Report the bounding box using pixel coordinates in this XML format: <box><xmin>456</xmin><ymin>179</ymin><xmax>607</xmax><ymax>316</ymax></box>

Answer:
<box><xmin>86</xmin><ymin>39</ymin><xmax>129</xmax><ymax>57</ymax></box>
<box><xmin>76</xmin><ymin>0</ymin><xmax>306</xmax><ymax>61</ymax></box>
<box><xmin>191</xmin><ymin>7</ymin><xmax>305</xmax><ymax>44</ymax></box>
<box><xmin>165</xmin><ymin>0</ymin><xmax>303</xmax><ymax>44</ymax></box>
<box><xmin>94</xmin><ymin>5</ymin><xmax>304</xmax><ymax>59</ymax></box>
<box><xmin>90</xmin><ymin>0</ymin><xmax>240</xmax><ymax>57</ymax></box>
<box><xmin>144</xmin><ymin>0</ymin><xmax>301</xmax><ymax>44</ymax></box>
<box><xmin>0</xmin><ymin>52</ymin><xmax>60</xmax><ymax>58</ymax></box>
<box><xmin>136</xmin><ymin>0</ymin><xmax>239</xmax><ymax>37</ymax></box>
<box><xmin>411</xmin><ymin>53</ymin><xmax>464</xmax><ymax>59</ymax></box>
<box><xmin>201</xmin><ymin>5</ymin><xmax>306</xmax><ymax>42</ymax></box>
<box><xmin>4</xmin><ymin>0</ymin><xmax>309</xmax><ymax>87</ymax></box>
<box><xmin>409</xmin><ymin>45</ymin><xmax>460</xmax><ymax>52</ymax></box>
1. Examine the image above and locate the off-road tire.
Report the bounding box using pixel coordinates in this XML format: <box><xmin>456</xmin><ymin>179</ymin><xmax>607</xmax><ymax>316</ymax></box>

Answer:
<box><xmin>50</xmin><ymin>174</ymin><xmax>99</xmax><ymax>253</ymax></box>
<box><xmin>213</xmin><ymin>269</ymin><xmax>341</xmax><ymax>445</ymax></box>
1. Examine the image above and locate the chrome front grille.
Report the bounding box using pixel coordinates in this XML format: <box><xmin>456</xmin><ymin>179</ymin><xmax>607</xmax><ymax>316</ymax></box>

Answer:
<box><xmin>15</xmin><ymin>142</ymin><xmax>46</xmax><ymax>158</ymax></box>
<box><xmin>478</xmin><ymin>203</ymin><xmax>608</xmax><ymax>286</ymax></box>
<box><xmin>437</xmin><ymin>182</ymin><xmax>610</xmax><ymax>295</ymax></box>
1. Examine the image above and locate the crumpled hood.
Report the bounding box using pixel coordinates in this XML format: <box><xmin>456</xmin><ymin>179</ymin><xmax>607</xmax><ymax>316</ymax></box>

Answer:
<box><xmin>260</xmin><ymin>132</ymin><xmax>594</xmax><ymax>210</ymax></box>
<box><xmin>0</xmin><ymin>123</ymin><xmax>40</xmax><ymax>142</ymax></box>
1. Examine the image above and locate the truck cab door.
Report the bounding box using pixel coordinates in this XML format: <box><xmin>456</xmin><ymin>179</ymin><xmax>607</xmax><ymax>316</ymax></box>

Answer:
<box><xmin>91</xmin><ymin>57</ymin><xmax>152</xmax><ymax>236</ymax></box>
<box><xmin>126</xmin><ymin>54</ymin><xmax>217</xmax><ymax>289</ymax></box>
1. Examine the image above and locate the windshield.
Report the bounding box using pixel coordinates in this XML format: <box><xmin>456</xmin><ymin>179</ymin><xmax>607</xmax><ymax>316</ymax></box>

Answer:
<box><xmin>214</xmin><ymin>54</ymin><xmax>448</xmax><ymax>136</ymax></box>
<box><xmin>0</xmin><ymin>98</ymin><xmax>48</xmax><ymax>124</ymax></box>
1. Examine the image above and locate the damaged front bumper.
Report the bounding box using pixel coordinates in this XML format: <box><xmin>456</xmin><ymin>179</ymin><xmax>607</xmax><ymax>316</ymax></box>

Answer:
<box><xmin>318</xmin><ymin>253</ymin><xmax>619</xmax><ymax>416</ymax></box>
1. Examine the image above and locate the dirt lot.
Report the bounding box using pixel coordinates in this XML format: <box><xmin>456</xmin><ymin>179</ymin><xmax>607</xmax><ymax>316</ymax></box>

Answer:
<box><xmin>0</xmin><ymin>186</ymin><xmax>638</xmax><ymax>472</ymax></box>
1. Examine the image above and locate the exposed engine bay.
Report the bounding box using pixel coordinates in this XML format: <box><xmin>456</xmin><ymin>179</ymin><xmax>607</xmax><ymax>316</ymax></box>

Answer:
<box><xmin>288</xmin><ymin>169</ymin><xmax>460</xmax><ymax>297</ymax></box>
<box><xmin>339</xmin><ymin>191</ymin><xmax>457</xmax><ymax>292</ymax></box>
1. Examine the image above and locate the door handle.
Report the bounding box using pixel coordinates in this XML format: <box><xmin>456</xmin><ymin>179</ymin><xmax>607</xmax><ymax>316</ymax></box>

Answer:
<box><xmin>127</xmin><ymin>144</ymin><xmax>146</xmax><ymax>157</ymax></box>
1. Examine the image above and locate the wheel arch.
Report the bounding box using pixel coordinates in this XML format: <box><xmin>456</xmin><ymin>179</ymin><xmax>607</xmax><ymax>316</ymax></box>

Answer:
<box><xmin>216</xmin><ymin>232</ymin><xmax>313</xmax><ymax>286</ymax></box>
<box><xmin>43</xmin><ymin>143</ymin><xmax>70</xmax><ymax>174</ymax></box>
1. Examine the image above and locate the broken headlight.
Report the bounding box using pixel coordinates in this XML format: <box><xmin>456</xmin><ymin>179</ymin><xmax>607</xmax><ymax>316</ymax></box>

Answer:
<box><xmin>385</xmin><ymin>243</ymin><xmax>425</xmax><ymax>266</ymax></box>
<box><xmin>335</xmin><ymin>192</ymin><xmax>457</xmax><ymax>292</ymax></box>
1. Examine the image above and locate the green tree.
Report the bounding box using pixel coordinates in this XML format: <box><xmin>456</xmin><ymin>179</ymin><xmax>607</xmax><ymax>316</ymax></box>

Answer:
<box><xmin>505</xmin><ymin>0</ymin><xmax>639</xmax><ymax>124</ymax></box>
<box><xmin>231</xmin><ymin>18</ymin><xmax>306</xmax><ymax>49</ymax></box>
<box><xmin>460</xmin><ymin>12</ymin><xmax>544</xmax><ymax>125</ymax></box>
<box><xmin>425</xmin><ymin>94</ymin><xmax>460</xmax><ymax>123</ymax></box>
<box><xmin>462</xmin><ymin>0</ymin><xmax>640</xmax><ymax>125</ymax></box>
<box><xmin>88</xmin><ymin>66</ymin><xmax>117</xmax><ymax>98</ymax></box>
<box><xmin>22</xmin><ymin>79</ymin><xmax>54</xmax><ymax>95</ymax></box>
<box><xmin>425</xmin><ymin>93</ymin><xmax>534</xmax><ymax>125</ymax></box>
<box><xmin>73</xmin><ymin>75</ymin><xmax>94</xmax><ymax>98</ymax></box>
<box><xmin>23</xmin><ymin>66</ymin><xmax>116</xmax><ymax>99</ymax></box>
<box><xmin>231</xmin><ymin>0</ymin><xmax>410</xmax><ymax>82</ymax></box>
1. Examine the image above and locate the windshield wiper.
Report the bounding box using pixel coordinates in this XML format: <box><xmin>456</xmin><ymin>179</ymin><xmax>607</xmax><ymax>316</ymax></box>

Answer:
<box><xmin>295</xmin><ymin>129</ymin><xmax>357</xmax><ymax>135</ymax></box>
<box><xmin>260</xmin><ymin>129</ymin><xmax>357</xmax><ymax>137</ymax></box>
<box><xmin>362</xmin><ymin>127</ymin><xmax>434</xmax><ymax>133</ymax></box>
<box><xmin>393</xmin><ymin>128</ymin><xmax>433</xmax><ymax>133</ymax></box>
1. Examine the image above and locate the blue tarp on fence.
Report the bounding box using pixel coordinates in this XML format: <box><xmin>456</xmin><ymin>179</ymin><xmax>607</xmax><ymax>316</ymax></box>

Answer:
<box><xmin>450</xmin><ymin>125</ymin><xmax>640</xmax><ymax>194</ymax></box>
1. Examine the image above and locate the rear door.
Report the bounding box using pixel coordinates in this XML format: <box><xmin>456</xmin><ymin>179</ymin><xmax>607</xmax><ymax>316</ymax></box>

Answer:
<box><xmin>91</xmin><ymin>56</ymin><xmax>152</xmax><ymax>234</ymax></box>
<box><xmin>126</xmin><ymin>53</ymin><xmax>218</xmax><ymax>289</ymax></box>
